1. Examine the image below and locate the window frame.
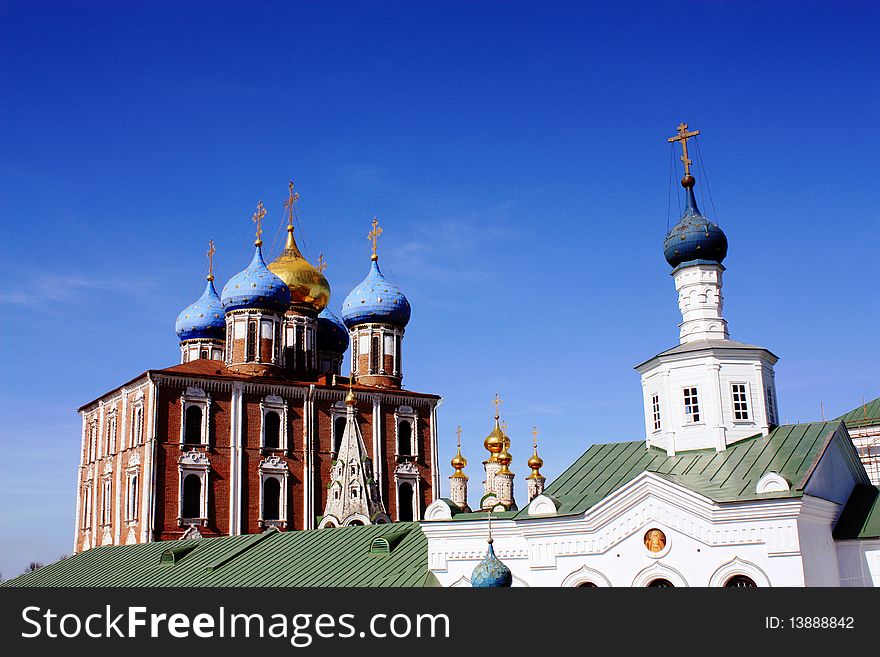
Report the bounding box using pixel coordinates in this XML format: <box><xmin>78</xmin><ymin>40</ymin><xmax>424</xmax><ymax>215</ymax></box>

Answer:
<box><xmin>730</xmin><ymin>382</ymin><xmax>751</xmax><ymax>422</ymax></box>
<box><xmin>682</xmin><ymin>386</ymin><xmax>702</xmax><ymax>425</ymax></box>
<box><xmin>651</xmin><ymin>393</ymin><xmax>662</xmax><ymax>433</ymax></box>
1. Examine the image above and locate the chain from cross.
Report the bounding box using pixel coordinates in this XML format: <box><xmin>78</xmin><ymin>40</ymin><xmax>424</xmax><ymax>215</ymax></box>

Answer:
<box><xmin>667</xmin><ymin>122</ymin><xmax>700</xmax><ymax>177</ymax></box>
<box><xmin>252</xmin><ymin>201</ymin><xmax>266</xmax><ymax>243</ymax></box>
<box><xmin>493</xmin><ymin>393</ymin><xmax>503</xmax><ymax>419</ymax></box>
<box><xmin>284</xmin><ymin>181</ymin><xmax>300</xmax><ymax>226</ymax></box>
<box><xmin>368</xmin><ymin>216</ymin><xmax>383</xmax><ymax>259</ymax></box>
<box><xmin>317</xmin><ymin>253</ymin><xmax>328</xmax><ymax>274</ymax></box>
<box><xmin>206</xmin><ymin>239</ymin><xmax>216</xmax><ymax>280</ymax></box>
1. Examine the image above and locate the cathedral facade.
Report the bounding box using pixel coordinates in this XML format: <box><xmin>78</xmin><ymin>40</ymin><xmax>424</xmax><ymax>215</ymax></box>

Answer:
<box><xmin>73</xmin><ymin>188</ymin><xmax>440</xmax><ymax>551</ymax></box>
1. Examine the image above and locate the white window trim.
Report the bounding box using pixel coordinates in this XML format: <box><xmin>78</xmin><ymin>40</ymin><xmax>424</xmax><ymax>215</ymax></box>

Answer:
<box><xmin>177</xmin><ymin>450</ymin><xmax>210</xmax><ymax>526</ymax></box>
<box><xmin>651</xmin><ymin>393</ymin><xmax>662</xmax><ymax>433</ymax></box>
<box><xmin>260</xmin><ymin>395</ymin><xmax>288</xmax><ymax>452</ymax></box>
<box><xmin>730</xmin><ymin>381</ymin><xmax>752</xmax><ymax>423</ymax></box>
<box><xmin>394</xmin><ymin>406</ymin><xmax>419</xmax><ymax>458</ymax></box>
<box><xmin>130</xmin><ymin>391</ymin><xmax>145</xmax><ymax>447</ymax></box>
<box><xmin>82</xmin><ymin>480</ymin><xmax>94</xmax><ymax>530</ymax></box>
<box><xmin>179</xmin><ymin>387</ymin><xmax>212</xmax><ymax>447</ymax></box>
<box><xmin>100</xmin><ymin>476</ymin><xmax>112</xmax><ymax>527</ymax></box>
<box><xmin>125</xmin><ymin>471</ymin><xmax>139</xmax><ymax>523</ymax></box>
<box><xmin>681</xmin><ymin>385</ymin><xmax>703</xmax><ymax>426</ymax></box>
<box><xmin>393</xmin><ymin>461</ymin><xmax>420</xmax><ymax>521</ymax></box>
<box><xmin>259</xmin><ymin>456</ymin><xmax>289</xmax><ymax>528</ymax></box>
<box><xmin>106</xmin><ymin>410</ymin><xmax>118</xmax><ymax>455</ymax></box>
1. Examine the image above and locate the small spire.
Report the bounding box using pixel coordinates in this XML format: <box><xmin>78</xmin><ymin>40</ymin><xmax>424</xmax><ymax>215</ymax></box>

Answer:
<box><xmin>451</xmin><ymin>425</ymin><xmax>468</xmax><ymax>477</ymax></box>
<box><xmin>206</xmin><ymin>239</ymin><xmax>216</xmax><ymax>282</ymax></box>
<box><xmin>283</xmin><ymin>181</ymin><xmax>300</xmax><ymax>249</ymax></box>
<box><xmin>345</xmin><ymin>373</ymin><xmax>357</xmax><ymax>407</ymax></box>
<box><xmin>252</xmin><ymin>201</ymin><xmax>266</xmax><ymax>247</ymax></box>
<box><xmin>368</xmin><ymin>216</ymin><xmax>383</xmax><ymax>261</ymax></box>
<box><xmin>527</xmin><ymin>425</ymin><xmax>545</xmax><ymax>479</ymax></box>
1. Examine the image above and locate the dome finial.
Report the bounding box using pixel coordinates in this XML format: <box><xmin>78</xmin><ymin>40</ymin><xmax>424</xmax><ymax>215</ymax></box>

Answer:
<box><xmin>668</xmin><ymin>122</ymin><xmax>701</xmax><ymax>188</ymax></box>
<box><xmin>484</xmin><ymin>394</ymin><xmax>506</xmax><ymax>462</ymax></box>
<box><xmin>206</xmin><ymin>239</ymin><xmax>216</xmax><ymax>282</ymax></box>
<box><xmin>345</xmin><ymin>372</ymin><xmax>357</xmax><ymax>406</ymax></box>
<box><xmin>252</xmin><ymin>200</ymin><xmax>266</xmax><ymax>247</ymax></box>
<box><xmin>527</xmin><ymin>425</ymin><xmax>544</xmax><ymax>479</ymax></box>
<box><xmin>317</xmin><ymin>253</ymin><xmax>328</xmax><ymax>274</ymax></box>
<box><xmin>368</xmin><ymin>216</ymin><xmax>383</xmax><ymax>261</ymax></box>
<box><xmin>283</xmin><ymin>181</ymin><xmax>300</xmax><ymax>249</ymax></box>
<box><xmin>451</xmin><ymin>425</ymin><xmax>468</xmax><ymax>476</ymax></box>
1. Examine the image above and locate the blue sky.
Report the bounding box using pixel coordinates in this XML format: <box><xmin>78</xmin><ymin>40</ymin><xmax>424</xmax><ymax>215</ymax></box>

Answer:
<box><xmin>0</xmin><ymin>1</ymin><xmax>877</xmax><ymax>577</ymax></box>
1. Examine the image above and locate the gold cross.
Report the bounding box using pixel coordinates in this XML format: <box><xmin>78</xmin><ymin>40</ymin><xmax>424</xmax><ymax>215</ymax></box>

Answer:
<box><xmin>493</xmin><ymin>393</ymin><xmax>503</xmax><ymax>419</ymax></box>
<box><xmin>532</xmin><ymin>425</ymin><xmax>539</xmax><ymax>450</ymax></box>
<box><xmin>667</xmin><ymin>122</ymin><xmax>700</xmax><ymax>177</ymax></box>
<box><xmin>368</xmin><ymin>216</ymin><xmax>383</xmax><ymax>260</ymax></box>
<box><xmin>455</xmin><ymin>425</ymin><xmax>462</xmax><ymax>448</ymax></box>
<box><xmin>206</xmin><ymin>239</ymin><xmax>216</xmax><ymax>281</ymax></box>
<box><xmin>283</xmin><ymin>181</ymin><xmax>300</xmax><ymax>227</ymax></box>
<box><xmin>317</xmin><ymin>253</ymin><xmax>328</xmax><ymax>274</ymax></box>
<box><xmin>252</xmin><ymin>201</ymin><xmax>266</xmax><ymax>244</ymax></box>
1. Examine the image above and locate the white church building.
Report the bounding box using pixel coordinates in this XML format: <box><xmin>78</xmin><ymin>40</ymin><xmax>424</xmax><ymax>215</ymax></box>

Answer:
<box><xmin>422</xmin><ymin>125</ymin><xmax>880</xmax><ymax>587</ymax></box>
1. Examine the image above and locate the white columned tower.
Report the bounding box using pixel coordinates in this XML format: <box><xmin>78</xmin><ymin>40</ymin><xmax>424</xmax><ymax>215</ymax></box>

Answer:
<box><xmin>635</xmin><ymin>124</ymin><xmax>780</xmax><ymax>455</ymax></box>
<box><xmin>449</xmin><ymin>425</ymin><xmax>470</xmax><ymax>511</ymax></box>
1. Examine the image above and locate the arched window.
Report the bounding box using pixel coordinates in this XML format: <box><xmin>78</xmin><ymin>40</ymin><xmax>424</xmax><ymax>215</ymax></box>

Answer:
<box><xmin>200</xmin><ymin>349</ymin><xmax>208</xmax><ymax>360</ymax></box>
<box><xmin>398</xmin><ymin>421</ymin><xmax>412</xmax><ymax>456</ymax></box>
<box><xmin>262</xmin><ymin>477</ymin><xmax>281</xmax><ymax>521</ymax></box>
<box><xmin>370</xmin><ymin>335</ymin><xmax>379</xmax><ymax>373</ymax></box>
<box><xmin>647</xmin><ymin>578</ymin><xmax>674</xmax><ymax>588</ymax></box>
<box><xmin>398</xmin><ymin>482</ymin><xmax>414</xmax><ymax>522</ymax></box>
<box><xmin>395</xmin><ymin>335</ymin><xmax>402</xmax><ymax>373</ymax></box>
<box><xmin>246</xmin><ymin>321</ymin><xmax>257</xmax><ymax>362</ymax></box>
<box><xmin>184</xmin><ymin>406</ymin><xmax>203</xmax><ymax>444</ymax></box>
<box><xmin>349</xmin><ymin>520</ymin><xmax>363</xmax><ymax>526</ymax></box>
<box><xmin>263</xmin><ymin>411</ymin><xmax>280</xmax><ymax>449</ymax></box>
<box><xmin>724</xmin><ymin>575</ymin><xmax>757</xmax><ymax>588</ymax></box>
<box><xmin>182</xmin><ymin>474</ymin><xmax>202</xmax><ymax>519</ymax></box>
<box><xmin>333</xmin><ymin>417</ymin><xmax>347</xmax><ymax>453</ymax></box>
<box><xmin>127</xmin><ymin>474</ymin><xmax>138</xmax><ymax>520</ymax></box>
<box><xmin>576</xmin><ymin>582</ymin><xmax>598</xmax><ymax>588</ymax></box>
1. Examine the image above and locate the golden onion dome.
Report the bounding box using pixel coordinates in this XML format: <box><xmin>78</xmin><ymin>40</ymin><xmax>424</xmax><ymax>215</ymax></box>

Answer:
<box><xmin>528</xmin><ymin>451</ymin><xmax>544</xmax><ymax>471</ymax></box>
<box><xmin>451</xmin><ymin>446</ymin><xmax>468</xmax><ymax>479</ymax></box>
<box><xmin>484</xmin><ymin>420</ymin><xmax>505</xmax><ymax>461</ymax></box>
<box><xmin>497</xmin><ymin>445</ymin><xmax>512</xmax><ymax>474</ymax></box>
<box><xmin>267</xmin><ymin>225</ymin><xmax>331</xmax><ymax>313</ymax></box>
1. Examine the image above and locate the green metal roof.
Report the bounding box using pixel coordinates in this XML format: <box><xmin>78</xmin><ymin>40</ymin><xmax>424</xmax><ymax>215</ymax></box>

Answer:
<box><xmin>4</xmin><ymin>522</ymin><xmax>440</xmax><ymax>588</ymax></box>
<box><xmin>516</xmin><ymin>421</ymin><xmax>845</xmax><ymax>519</ymax></box>
<box><xmin>836</xmin><ymin>396</ymin><xmax>880</xmax><ymax>429</ymax></box>
<box><xmin>833</xmin><ymin>485</ymin><xmax>880</xmax><ymax>540</ymax></box>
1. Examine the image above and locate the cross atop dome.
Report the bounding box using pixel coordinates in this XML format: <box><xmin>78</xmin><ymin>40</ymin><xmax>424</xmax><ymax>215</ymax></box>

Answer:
<box><xmin>206</xmin><ymin>239</ymin><xmax>216</xmax><ymax>281</ymax></box>
<box><xmin>668</xmin><ymin>122</ymin><xmax>700</xmax><ymax>186</ymax></box>
<box><xmin>284</xmin><ymin>181</ymin><xmax>300</xmax><ymax>227</ymax></box>
<box><xmin>252</xmin><ymin>201</ymin><xmax>266</xmax><ymax>246</ymax></box>
<box><xmin>368</xmin><ymin>216</ymin><xmax>383</xmax><ymax>261</ymax></box>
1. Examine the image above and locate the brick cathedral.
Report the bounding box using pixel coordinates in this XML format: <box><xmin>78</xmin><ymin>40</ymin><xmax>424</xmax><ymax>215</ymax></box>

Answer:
<box><xmin>73</xmin><ymin>184</ymin><xmax>440</xmax><ymax>550</ymax></box>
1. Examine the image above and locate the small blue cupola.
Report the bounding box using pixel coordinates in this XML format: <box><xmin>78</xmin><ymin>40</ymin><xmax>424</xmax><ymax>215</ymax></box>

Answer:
<box><xmin>175</xmin><ymin>278</ymin><xmax>226</xmax><ymax>341</ymax></box>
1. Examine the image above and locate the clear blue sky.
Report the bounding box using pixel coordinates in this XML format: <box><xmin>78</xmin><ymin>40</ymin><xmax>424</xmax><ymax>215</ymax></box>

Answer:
<box><xmin>0</xmin><ymin>1</ymin><xmax>877</xmax><ymax>577</ymax></box>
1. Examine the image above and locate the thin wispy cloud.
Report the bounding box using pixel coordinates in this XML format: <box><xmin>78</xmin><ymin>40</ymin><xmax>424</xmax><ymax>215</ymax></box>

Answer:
<box><xmin>0</xmin><ymin>273</ymin><xmax>158</xmax><ymax>306</ymax></box>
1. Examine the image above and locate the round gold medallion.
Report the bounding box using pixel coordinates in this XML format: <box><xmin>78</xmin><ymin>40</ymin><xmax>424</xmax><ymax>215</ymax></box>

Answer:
<box><xmin>644</xmin><ymin>528</ymin><xmax>666</xmax><ymax>553</ymax></box>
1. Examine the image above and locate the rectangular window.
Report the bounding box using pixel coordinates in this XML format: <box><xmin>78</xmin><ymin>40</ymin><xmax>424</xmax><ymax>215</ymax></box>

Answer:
<box><xmin>651</xmin><ymin>394</ymin><xmax>661</xmax><ymax>432</ymax></box>
<box><xmin>126</xmin><ymin>474</ymin><xmax>138</xmax><ymax>521</ymax></box>
<box><xmin>82</xmin><ymin>485</ymin><xmax>92</xmax><ymax>528</ymax></box>
<box><xmin>101</xmin><ymin>479</ymin><xmax>112</xmax><ymax>526</ymax></box>
<box><xmin>766</xmin><ymin>386</ymin><xmax>776</xmax><ymax>425</ymax></box>
<box><xmin>683</xmin><ymin>387</ymin><xmax>701</xmax><ymax>423</ymax></box>
<box><xmin>731</xmin><ymin>383</ymin><xmax>750</xmax><ymax>421</ymax></box>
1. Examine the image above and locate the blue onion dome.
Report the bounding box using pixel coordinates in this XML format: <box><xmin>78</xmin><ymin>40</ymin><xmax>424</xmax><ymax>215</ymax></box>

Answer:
<box><xmin>663</xmin><ymin>180</ymin><xmax>728</xmax><ymax>268</ymax></box>
<box><xmin>341</xmin><ymin>257</ymin><xmax>411</xmax><ymax>328</ymax></box>
<box><xmin>317</xmin><ymin>308</ymin><xmax>350</xmax><ymax>354</ymax></box>
<box><xmin>175</xmin><ymin>278</ymin><xmax>226</xmax><ymax>341</ymax></box>
<box><xmin>471</xmin><ymin>540</ymin><xmax>512</xmax><ymax>588</ymax></box>
<box><xmin>221</xmin><ymin>244</ymin><xmax>291</xmax><ymax>312</ymax></box>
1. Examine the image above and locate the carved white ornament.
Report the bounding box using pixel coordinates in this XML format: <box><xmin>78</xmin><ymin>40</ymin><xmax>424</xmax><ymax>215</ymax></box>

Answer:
<box><xmin>755</xmin><ymin>472</ymin><xmax>789</xmax><ymax>494</ymax></box>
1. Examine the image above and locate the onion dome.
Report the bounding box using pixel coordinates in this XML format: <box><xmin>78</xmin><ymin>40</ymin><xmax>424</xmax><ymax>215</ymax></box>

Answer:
<box><xmin>175</xmin><ymin>278</ymin><xmax>225</xmax><ymax>341</ymax></box>
<box><xmin>484</xmin><ymin>416</ymin><xmax>505</xmax><ymax>462</ymax></box>
<box><xmin>527</xmin><ymin>429</ymin><xmax>544</xmax><ymax>480</ymax></box>
<box><xmin>341</xmin><ymin>258</ymin><xmax>411</xmax><ymax>328</ymax></box>
<box><xmin>268</xmin><ymin>224</ymin><xmax>331</xmax><ymax>313</ymax></box>
<box><xmin>663</xmin><ymin>174</ymin><xmax>728</xmax><ymax>269</ymax></box>
<box><xmin>317</xmin><ymin>308</ymin><xmax>350</xmax><ymax>354</ymax></box>
<box><xmin>221</xmin><ymin>244</ymin><xmax>291</xmax><ymax>312</ymax></box>
<box><xmin>451</xmin><ymin>426</ymin><xmax>468</xmax><ymax>478</ymax></box>
<box><xmin>471</xmin><ymin>539</ymin><xmax>512</xmax><ymax>588</ymax></box>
